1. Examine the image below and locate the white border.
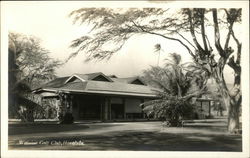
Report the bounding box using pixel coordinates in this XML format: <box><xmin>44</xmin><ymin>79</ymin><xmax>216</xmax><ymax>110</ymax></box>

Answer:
<box><xmin>1</xmin><ymin>1</ymin><xmax>249</xmax><ymax>158</ymax></box>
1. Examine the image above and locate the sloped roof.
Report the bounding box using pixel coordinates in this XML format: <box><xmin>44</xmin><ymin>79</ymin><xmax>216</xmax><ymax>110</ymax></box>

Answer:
<box><xmin>108</xmin><ymin>75</ymin><xmax>118</xmax><ymax>78</ymax></box>
<box><xmin>34</xmin><ymin>73</ymin><xmax>159</xmax><ymax>98</ymax></box>
<box><xmin>75</xmin><ymin>72</ymin><xmax>112</xmax><ymax>81</ymax></box>
<box><xmin>41</xmin><ymin>76</ymin><xmax>69</xmax><ymax>88</ymax></box>
<box><xmin>112</xmin><ymin>77</ymin><xmax>146</xmax><ymax>85</ymax></box>
<box><xmin>64</xmin><ymin>72</ymin><xmax>113</xmax><ymax>83</ymax></box>
<box><xmin>112</xmin><ymin>77</ymin><xmax>136</xmax><ymax>83</ymax></box>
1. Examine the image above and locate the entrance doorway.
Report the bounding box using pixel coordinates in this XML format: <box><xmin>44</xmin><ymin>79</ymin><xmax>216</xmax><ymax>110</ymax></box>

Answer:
<box><xmin>79</xmin><ymin>103</ymin><xmax>101</xmax><ymax>120</ymax></box>
<box><xmin>76</xmin><ymin>95</ymin><xmax>103</xmax><ymax>120</ymax></box>
<box><xmin>111</xmin><ymin>104</ymin><xmax>124</xmax><ymax>119</ymax></box>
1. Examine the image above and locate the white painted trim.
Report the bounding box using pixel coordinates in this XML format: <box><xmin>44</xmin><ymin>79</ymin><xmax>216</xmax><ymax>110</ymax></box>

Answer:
<box><xmin>42</xmin><ymin>88</ymin><xmax>58</xmax><ymax>92</ymax></box>
<box><xmin>44</xmin><ymin>88</ymin><xmax>157</xmax><ymax>98</ymax></box>
<box><xmin>64</xmin><ymin>74</ymin><xmax>86</xmax><ymax>84</ymax></box>
<box><xmin>33</xmin><ymin>88</ymin><xmax>57</xmax><ymax>93</ymax></box>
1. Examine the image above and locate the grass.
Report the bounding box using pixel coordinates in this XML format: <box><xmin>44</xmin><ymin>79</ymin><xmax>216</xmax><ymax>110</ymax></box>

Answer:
<box><xmin>8</xmin><ymin>119</ymin><xmax>242</xmax><ymax>151</ymax></box>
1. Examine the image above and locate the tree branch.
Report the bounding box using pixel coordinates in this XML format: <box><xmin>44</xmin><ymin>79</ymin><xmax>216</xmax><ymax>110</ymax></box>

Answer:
<box><xmin>131</xmin><ymin>21</ymin><xmax>195</xmax><ymax>58</ymax></box>
<box><xmin>187</xmin><ymin>9</ymin><xmax>204</xmax><ymax>52</ymax></box>
<box><xmin>231</xmin><ymin>29</ymin><xmax>241</xmax><ymax>65</ymax></box>
<box><xmin>212</xmin><ymin>9</ymin><xmax>225</xmax><ymax>57</ymax></box>
<box><xmin>194</xmin><ymin>29</ymin><xmax>213</xmax><ymax>51</ymax></box>
<box><xmin>224</xmin><ymin>24</ymin><xmax>233</xmax><ymax>50</ymax></box>
<box><xmin>228</xmin><ymin>55</ymin><xmax>241</xmax><ymax>74</ymax></box>
<box><xmin>176</xmin><ymin>31</ymin><xmax>197</xmax><ymax>50</ymax></box>
<box><xmin>200</xmin><ymin>9</ymin><xmax>209</xmax><ymax>52</ymax></box>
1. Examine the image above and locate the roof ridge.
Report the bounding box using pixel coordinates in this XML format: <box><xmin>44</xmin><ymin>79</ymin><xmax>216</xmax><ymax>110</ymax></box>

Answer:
<box><xmin>118</xmin><ymin>76</ymin><xmax>138</xmax><ymax>79</ymax></box>
<box><xmin>78</xmin><ymin>72</ymin><xmax>102</xmax><ymax>75</ymax></box>
<box><xmin>87</xmin><ymin>80</ymin><xmax>148</xmax><ymax>87</ymax></box>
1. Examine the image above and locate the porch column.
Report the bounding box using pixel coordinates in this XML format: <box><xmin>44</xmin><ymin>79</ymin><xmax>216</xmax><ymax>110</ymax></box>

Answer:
<box><xmin>100</xmin><ymin>101</ymin><xmax>103</xmax><ymax>120</ymax></box>
<box><xmin>57</xmin><ymin>93</ymin><xmax>65</xmax><ymax>122</ymax></box>
<box><xmin>200</xmin><ymin>101</ymin><xmax>203</xmax><ymax>118</ymax></box>
<box><xmin>208</xmin><ymin>101</ymin><xmax>211</xmax><ymax>117</ymax></box>
<box><xmin>69</xmin><ymin>95</ymin><xmax>74</xmax><ymax>113</ymax></box>
<box><xmin>55</xmin><ymin>99</ymin><xmax>60</xmax><ymax>120</ymax></box>
<box><xmin>57</xmin><ymin>92</ymin><xmax>74</xmax><ymax>123</ymax></box>
<box><xmin>104</xmin><ymin>97</ymin><xmax>110</xmax><ymax>121</ymax></box>
<box><xmin>123</xmin><ymin>98</ymin><xmax>126</xmax><ymax>119</ymax></box>
<box><xmin>200</xmin><ymin>101</ymin><xmax>203</xmax><ymax>111</ymax></box>
<box><xmin>108</xmin><ymin>98</ymin><xmax>111</xmax><ymax>120</ymax></box>
<box><xmin>141</xmin><ymin>99</ymin><xmax>146</xmax><ymax>119</ymax></box>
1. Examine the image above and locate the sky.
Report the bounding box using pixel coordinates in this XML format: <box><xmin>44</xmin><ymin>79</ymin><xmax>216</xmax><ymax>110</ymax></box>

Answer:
<box><xmin>2</xmin><ymin>1</ymin><xmax>245</xmax><ymax>83</ymax></box>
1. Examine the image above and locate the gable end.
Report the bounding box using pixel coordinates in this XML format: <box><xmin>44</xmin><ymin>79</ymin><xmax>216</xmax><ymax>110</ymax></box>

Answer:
<box><xmin>92</xmin><ymin>75</ymin><xmax>112</xmax><ymax>82</ymax></box>
<box><xmin>65</xmin><ymin>75</ymin><xmax>86</xmax><ymax>84</ymax></box>
<box><xmin>130</xmin><ymin>79</ymin><xmax>146</xmax><ymax>85</ymax></box>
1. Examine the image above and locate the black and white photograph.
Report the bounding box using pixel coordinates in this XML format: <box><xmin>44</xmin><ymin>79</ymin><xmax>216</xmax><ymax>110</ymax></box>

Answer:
<box><xmin>1</xmin><ymin>1</ymin><xmax>249</xmax><ymax>158</ymax></box>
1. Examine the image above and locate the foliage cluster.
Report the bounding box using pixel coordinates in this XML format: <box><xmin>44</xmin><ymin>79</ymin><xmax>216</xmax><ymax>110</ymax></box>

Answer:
<box><xmin>8</xmin><ymin>32</ymin><xmax>62</xmax><ymax>121</ymax></box>
<box><xmin>141</xmin><ymin>53</ymin><xmax>208</xmax><ymax>126</ymax></box>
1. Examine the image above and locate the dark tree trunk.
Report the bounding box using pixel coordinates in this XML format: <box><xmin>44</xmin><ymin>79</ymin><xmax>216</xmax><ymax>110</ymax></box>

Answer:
<box><xmin>212</xmin><ymin>9</ymin><xmax>242</xmax><ymax>133</ymax></box>
<box><xmin>228</xmin><ymin>78</ymin><xmax>241</xmax><ymax>133</ymax></box>
<box><xmin>214</xmin><ymin>68</ymin><xmax>241</xmax><ymax>133</ymax></box>
<box><xmin>228</xmin><ymin>98</ymin><xmax>240</xmax><ymax>132</ymax></box>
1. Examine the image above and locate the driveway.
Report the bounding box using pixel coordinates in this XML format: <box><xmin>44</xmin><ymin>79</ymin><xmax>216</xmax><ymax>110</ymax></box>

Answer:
<box><xmin>8</xmin><ymin>120</ymin><xmax>242</xmax><ymax>151</ymax></box>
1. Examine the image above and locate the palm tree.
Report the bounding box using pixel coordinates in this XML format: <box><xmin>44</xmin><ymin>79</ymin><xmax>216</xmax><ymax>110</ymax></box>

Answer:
<box><xmin>141</xmin><ymin>53</ymin><xmax>208</xmax><ymax>126</ymax></box>
<box><xmin>154</xmin><ymin>44</ymin><xmax>162</xmax><ymax>67</ymax></box>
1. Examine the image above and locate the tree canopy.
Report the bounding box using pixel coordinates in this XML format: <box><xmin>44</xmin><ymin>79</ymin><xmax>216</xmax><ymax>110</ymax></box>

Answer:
<box><xmin>8</xmin><ymin>32</ymin><xmax>62</xmax><ymax>121</ymax></box>
<box><xmin>69</xmin><ymin>8</ymin><xmax>242</xmax><ymax>132</ymax></box>
<box><xmin>9</xmin><ymin>32</ymin><xmax>62</xmax><ymax>88</ymax></box>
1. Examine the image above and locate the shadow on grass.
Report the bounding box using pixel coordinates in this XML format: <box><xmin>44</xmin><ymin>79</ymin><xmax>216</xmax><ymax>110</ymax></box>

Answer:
<box><xmin>183</xmin><ymin>125</ymin><xmax>228</xmax><ymax>133</ymax></box>
<box><xmin>9</xmin><ymin>130</ymin><xmax>242</xmax><ymax>151</ymax></box>
<box><xmin>8</xmin><ymin>123</ymin><xmax>125</xmax><ymax>135</ymax></box>
<box><xmin>8</xmin><ymin>124</ymin><xmax>90</xmax><ymax>135</ymax></box>
<box><xmin>81</xmin><ymin>131</ymin><xmax>242</xmax><ymax>151</ymax></box>
<box><xmin>8</xmin><ymin>120</ymin><xmax>242</xmax><ymax>151</ymax></box>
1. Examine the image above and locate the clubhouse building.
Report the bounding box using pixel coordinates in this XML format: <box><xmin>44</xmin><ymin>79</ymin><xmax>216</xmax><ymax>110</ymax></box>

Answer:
<box><xmin>33</xmin><ymin>72</ymin><xmax>159</xmax><ymax>121</ymax></box>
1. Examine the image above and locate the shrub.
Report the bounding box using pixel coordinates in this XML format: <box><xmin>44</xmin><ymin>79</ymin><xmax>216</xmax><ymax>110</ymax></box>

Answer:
<box><xmin>60</xmin><ymin>113</ymin><xmax>74</xmax><ymax>124</ymax></box>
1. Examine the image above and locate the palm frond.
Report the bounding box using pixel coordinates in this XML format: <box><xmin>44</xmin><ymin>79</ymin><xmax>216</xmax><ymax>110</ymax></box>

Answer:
<box><xmin>17</xmin><ymin>95</ymin><xmax>41</xmax><ymax>108</ymax></box>
<box><xmin>12</xmin><ymin>81</ymin><xmax>31</xmax><ymax>93</ymax></box>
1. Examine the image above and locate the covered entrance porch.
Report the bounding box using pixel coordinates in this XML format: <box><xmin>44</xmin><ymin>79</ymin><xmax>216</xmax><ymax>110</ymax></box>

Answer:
<box><xmin>58</xmin><ymin>92</ymin><xmax>149</xmax><ymax>122</ymax></box>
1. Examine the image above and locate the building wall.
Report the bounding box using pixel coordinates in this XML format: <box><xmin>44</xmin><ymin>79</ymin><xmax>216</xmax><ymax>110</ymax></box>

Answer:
<box><xmin>71</xmin><ymin>95</ymin><xmax>152</xmax><ymax>120</ymax></box>
<box><xmin>72</xmin><ymin>97</ymin><xmax>80</xmax><ymax>120</ymax></box>
<box><xmin>110</xmin><ymin>97</ymin><xmax>123</xmax><ymax>104</ymax></box>
<box><xmin>124</xmin><ymin>98</ymin><xmax>142</xmax><ymax>113</ymax></box>
<box><xmin>110</xmin><ymin>97</ymin><xmax>143</xmax><ymax>113</ymax></box>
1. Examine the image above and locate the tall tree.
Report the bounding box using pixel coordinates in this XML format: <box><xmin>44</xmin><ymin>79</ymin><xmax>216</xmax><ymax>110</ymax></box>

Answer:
<box><xmin>9</xmin><ymin>32</ymin><xmax>62</xmax><ymax>121</ymax></box>
<box><xmin>69</xmin><ymin>8</ymin><xmax>242</xmax><ymax>133</ymax></box>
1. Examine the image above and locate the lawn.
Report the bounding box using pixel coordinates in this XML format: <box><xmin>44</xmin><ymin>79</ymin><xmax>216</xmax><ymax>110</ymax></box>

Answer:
<box><xmin>8</xmin><ymin>119</ymin><xmax>242</xmax><ymax>151</ymax></box>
